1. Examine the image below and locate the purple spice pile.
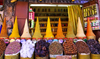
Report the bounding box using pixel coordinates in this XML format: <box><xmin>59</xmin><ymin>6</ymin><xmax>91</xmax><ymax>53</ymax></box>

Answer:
<box><xmin>5</xmin><ymin>41</ymin><xmax>21</xmax><ymax>54</ymax></box>
<box><xmin>35</xmin><ymin>40</ymin><xmax>49</xmax><ymax>57</ymax></box>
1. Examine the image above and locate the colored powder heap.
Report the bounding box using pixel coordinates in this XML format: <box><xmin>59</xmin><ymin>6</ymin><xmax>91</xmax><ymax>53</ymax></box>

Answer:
<box><xmin>75</xmin><ymin>41</ymin><xmax>90</xmax><ymax>53</ymax></box>
<box><xmin>86</xmin><ymin>18</ymin><xmax>95</xmax><ymax>39</ymax></box>
<box><xmin>49</xmin><ymin>42</ymin><xmax>63</xmax><ymax>55</ymax></box>
<box><xmin>0</xmin><ymin>40</ymin><xmax>6</xmax><ymax>56</ymax></box>
<box><xmin>55</xmin><ymin>18</ymin><xmax>65</xmax><ymax>38</ymax></box>
<box><xmin>11</xmin><ymin>0</ymin><xmax>17</xmax><ymax>3</ymax></box>
<box><xmin>63</xmin><ymin>39</ymin><xmax>77</xmax><ymax>55</ymax></box>
<box><xmin>76</xmin><ymin>17</ymin><xmax>86</xmax><ymax>38</ymax></box>
<box><xmin>35</xmin><ymin>40</ymin><xmax>49</xmax><ymax>57</ymax></box>
<box><xmin>66</xmin><ymin>18</ymin><xmax>75</xmax><ymax>38</ymax></box>
<box><xmin>44</xmin><ymin>17</ymin><xmax>54</xmax><ymax>39</ymax></box>
<box><xmin>0</xmin><ymin>18</ymin><xmax>8</xmax><ymax>38</ymax></box>
<box><xmin>9</xmin><ymin>16</ymin><xmax>20</xmax><ymax>38</ymax></box>
<box><xmin>5</xmin><ymin>41</ymin><xmax>20</xmax><ymax>54</ymax></box>
<box><xmin>32</xmin><ymin>17</ymin><xmax>42</xmax><ymax>39</ymax></box>
<box><xmin>20</xmin><ymin>40</ymin><xmax>34</xmax><ymax>58</ymax></box>
<box><xmin>87</xmin><ymin>39</ymin><xmax>100</xmax><ymax>54</ymax></box>
<box><xmin>21</xmin><ymin>19</ymin><xmax>31</xmax><ymax>38</ymax></box>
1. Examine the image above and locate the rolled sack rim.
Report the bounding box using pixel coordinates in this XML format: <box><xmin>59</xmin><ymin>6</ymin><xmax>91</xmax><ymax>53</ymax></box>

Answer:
<box><xmin>78</xmin><ymin>53</ymin><xmax>90</xmax><ymax>55</ymax></box>
<box><xmin>50</xmin><ymin>53</ymin><xmax>63</xmax><ymax>58</ymax></box>
<box><xmin>5</xmin><ymin>51</ymin><xmax>20</xmax><ymax>56</ymax></box>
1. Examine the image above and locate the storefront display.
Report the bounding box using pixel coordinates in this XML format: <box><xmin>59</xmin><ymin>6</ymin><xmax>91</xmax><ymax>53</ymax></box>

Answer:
<box><xmin>0</xmin><ymin>18</ymin><xmax>8</xmax><ymax>38</ymax></box>
<box><xmin>84</xmin><ymin>4</ymin><xmax>100</xmax><ymax>30</ymax></box>
<box><xmin>32</xmin><ymin>17</ymin><xmax>43</xmax><ymax>39</ymax></box>
<box><xmin>9</xmin><ymin>16</ymin><xmax>20</xmax><ymax>38</ymax></box>
<box><xmin>86</xmin><ymin>18</ymin><xmax>96</xmax><ymax>40</ymax></box>
<box><xmin>44</xmin><ymin>17</ymin><xmax>54</xmax><ymax>39</ymax></box>
<box><xmin>21</xmin><ymin>19</ymin><xmax>31</xmax><ymax>38</ymax></box>
<box><xmin>55</xmin><ymin>18</ymin><xmax>65</xmax><ymax>38</ymax></box>
<box><xmin>76</xmin><ymin>17</ymin><xmax>86</xmax><ymax>38</ymax></box>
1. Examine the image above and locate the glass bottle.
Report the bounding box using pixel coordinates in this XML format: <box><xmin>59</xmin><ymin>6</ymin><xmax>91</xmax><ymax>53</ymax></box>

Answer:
<box><xmin>47</xmin><ymin>38</ymin><xmax>53</xmax><ymax>44</ymax></box>
<box><xmin>16</xmin><ymin>38</ymin><xmax>20</xmax><ymax>42</ymax></box>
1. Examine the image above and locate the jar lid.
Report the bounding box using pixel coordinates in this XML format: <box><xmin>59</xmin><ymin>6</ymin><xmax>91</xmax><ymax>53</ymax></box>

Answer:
<box><xmin>64</xmin><ymin>38</ymin><xmax>67</xmax><ymax>39</ymax></box>
<box><xmin>27</xmin><ymin>38</ymin><xmax>31</xmax><ymax>40</ymax></box>
<box><xmin>38</xmin><ymin>38</ymin><xmax>41</xmax><ymax>39</ymax></box>
<box><xmin>59</xmin><ymin>38</ymin><xmax>63</xmax><ymax>39</ymax></box>
<box><xmin>43</xmin><ymin>38</ymin><xmax>47</xmax><ymax>39</ymax></box>
<box><xmin>16</xmin><ymin>38</ymin><xmax>20</xmax><ymax>39</ymax></box>
<box><xmin>69</xmin><ymin>38</ymin><xmax>72</xmax><ymax>39</ymax></box>
<box><xmin>78</xmin><ymin>37</ymin><xmax>82</xmax><ymax>39</ymax></box>
<box><xmin>48</xmin><ymin>38</ymin><xmax>52</xmax><ymax>39</ymax></box>
<box><xmin>32</xmin><ymin>38</ymin><xmax>36</xmax><ymax>39</ymax></box>
<box><xmin>54</xmin><ymin>38</ymin><xmax>57</xmax><ymax>39</ymax></box>
<box><xmin>11</xmin><ymin>38</ymin><xmax>15</xmax><ymax>39</ymax></box>
<box><xmin>21</xmin><ymin>38</ymin><xmax>25</xmax><ymax>39</ymax></box>
<box><xmin>0</xmin><ymin>38</ymin><xmax>4</xmax><ymax>39</ymax></box>
<box><xmin>83</xmin><ymin>37</ymin><xmax>86</xmax><ymax>39</ymax></box>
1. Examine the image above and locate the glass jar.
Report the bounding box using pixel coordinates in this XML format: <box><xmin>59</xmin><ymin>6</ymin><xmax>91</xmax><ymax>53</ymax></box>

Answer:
<box><xmin>43</xmin><ymin>38</ymin><xmax>47</xmax><ymax>42</ymax></box>
<box><xmin>83</xmin><ymin>37</ymin><xmax>87</xmax><ymax>42</ymax></box>
<box><xmin>74</xmin><ymin>38</ymin><xmax>77</xmax><ymax>43</ymax></box>
<box><xmin>16</xmin><ymin>38</ymin><xmax>20</xmax><ymax>42</ymax></box>
<box><xmin>47</xmin><ymin>38</ymin><xmax>53</xmax><ymax>44</ymax></box>
<box><xmin>53</xmin><ymin>38</ymin><xmax>58</xmax><ymax>42</ymax></box>
<box><xmin>58</xmin><ymin>38</ymin><xmax>63</xmax><ymax>44</ymax></box>
<box><xmin>37</xmin><ymin>38</ymin><xmax>41</xmax><ymax>42</ymax></box>
<box><xmin>64</xmin><ymin>38</ymin><xmax>67</xmax><ymax>42</ymax></box>
<box><xmin>21</xmin><ymin>38</ymin><xmax>26</xmax><ymax>43</ymax></box>
<box><xmin>4</xmin><ymin>38</ymin><xmax>9</xmax><ymax>44</ymax></box>
<box><xmin>10</xmin><ymin>38</ymin><xmax>15</xmax><ymax>43</ymax></box>
<box><xmin>32</xmin><ymin>38</ymin><xmax>36</xmax><ymax>44</ymax></box>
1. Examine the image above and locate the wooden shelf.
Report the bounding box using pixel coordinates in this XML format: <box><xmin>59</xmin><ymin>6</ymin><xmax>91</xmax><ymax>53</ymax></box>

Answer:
<box><xmin>33</xmin><ymin>21</ymin><xmax>68</xmax><ymax>23</ymax></box>
<box><xmin>41</xmin><ymin>32</ymin><xmax>67</xmax><ymax>34</ymax></box>
<box><xmin>35</xmin><ymin>16</ymin><xmax>68</xmax><ymax>18</ymax></box>
<box><xmin>30</xmin><ymin>26</ymin><xmax>67</xmax><ymax>29</ymax></box>
<box><xmin>35</xmin><ymin>12</ymin><xmax>67</xmax><ymax>13</ymax></box>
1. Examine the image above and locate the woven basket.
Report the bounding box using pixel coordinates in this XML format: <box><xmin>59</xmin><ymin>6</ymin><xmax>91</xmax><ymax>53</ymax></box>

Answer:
<box><xmin>78</xmin><ymin>53</ymin><xmax>90</xmax><ymax>59</ymax></box>
<box><xmin>5</xmin><ymin>53</ymin><xmax>19</xmax><ymax>59</ymax></box>
<box><xmin>87</xmin><ymin>36</ymin><xmax>95</xmax><ymax>40</ymax></box>
<box><xmin>35</xmin><ymin>56</ymin><xmax>48</xmax><ymax>59</ymax></box>
<box><xmin>0</xmin><ymin>54</ymin><xmax>3</xmax><ymax>59</ymax></box>
<box><xmin>20</xmin><ymin>53</ymin><xmax>34</xmax><ymax>59</ymax></box>
<box><xmin>91</xmin><ymin>54</ymin><xmax>100</xmax><ymax>59</ymax></box>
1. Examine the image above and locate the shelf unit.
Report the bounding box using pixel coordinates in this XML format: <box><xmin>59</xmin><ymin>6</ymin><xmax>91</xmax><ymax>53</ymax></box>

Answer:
<box><xmin>29</xmin><ymin>6</ymin><xmax>68</xmax><ymax>36</ymax></box>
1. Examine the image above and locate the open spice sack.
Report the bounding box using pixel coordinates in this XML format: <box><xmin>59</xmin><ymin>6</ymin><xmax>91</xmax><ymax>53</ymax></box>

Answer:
<box><xmin>0</xmin><ymin>40</ymin><xmax>6</xmax><ymax>59</ymax></box>
<box><xmin>5</xmin><ymin>41</ymin><xmax>21</xmax><ymax>59</ymax></box>
<box><xmin>87</xmin><ymin>39</ymin><xmax>100</xmax><ymax>59</ymax></box>
<box><xmin>35</xmin><ymin>40</ymin><xmax>49</xmax><ymax>59</ymax></box>
<box><xmin>20</xmin><ymin>39</ymin><xmax>35</xmax><ymax>59</ymax></box>
<box><xmin>49</xmin><ymin>42</ymin><xmax>63</xmax><ymax>59</ymax></box>
<box><xmin>75</xmin><ymin>40</ymin><xmax>91</xmax><ymax>59</ymax></box>
<box><xmin>63</xmin><ymin>39</ymin><xmax>77</xmax><ymax>59</ymax></box>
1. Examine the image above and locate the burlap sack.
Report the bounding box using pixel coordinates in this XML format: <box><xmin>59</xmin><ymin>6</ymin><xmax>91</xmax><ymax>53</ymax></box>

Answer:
<box><xmin>5</xmin><ymin>53</ymin><xmax>19</xmax><ymax>59</ymax></box>
<box><xmin>0</xmin><ymin>54</ymin><xmax>3</xmax><ymax>59</ymax></box>
<box><xmin>91</xmin><ymin>54</ymin><xmax>100</xmax><ymax>59</ymax></box>
<box><xmin>35</xmin><ymin>56</ymin><xmax>48</xmax><ymax>59</ymax></box>
<box><xmin>20</xmin><ymin>53</ymin><xmax>34</xmax><ymax>59</ymax></box>
<box><xmin>78</xmin><ymin>53</ymin><xmax>90</xmax><ymax>59</ymax></box>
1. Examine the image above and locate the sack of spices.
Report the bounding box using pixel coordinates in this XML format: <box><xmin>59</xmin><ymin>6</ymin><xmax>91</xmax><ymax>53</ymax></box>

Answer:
<box><xmin>0</xmin><ymin>40</ymin><xmax>6</xmax><ymax>59</ymax></box>
<box><xmin>35</xmin><ymin>40</ymin><xmax>49</xmax><ymax>59</ymax></box>
<box><xmin>5</xmin><ymin>41</ymin><xmax>21</xmax><ymax>59</ymax></box>
<box><xmin>87</xmin><ymin>39</ymin><xmax>100</xmax><ymax>59</ymax></box>
<box><xmin>63</xmin><ymin>39</ymin><xmax>77</xmax><ymax>59</ymax></box>
<box><xmin>63</xmin><ymin>39</ymin><xmax>77</xmax><ymax>55</ymax></box>
<box><xmin>49</xmin><ymin>42</ymin><xmax>63</xmax><ymax>59</ymax></box>
<box><xmin>75</xmin><ymin>41</ymin><xmax>91</xmax><ymax>59</ymax></box>
<box><xmin>20</xmin><ymin>39</ymin><xmax>35</xmax><ymax>59</ymax></box>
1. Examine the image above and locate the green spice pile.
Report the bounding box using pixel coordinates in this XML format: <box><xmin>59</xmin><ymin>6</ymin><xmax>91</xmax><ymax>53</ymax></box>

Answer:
<box><xmin>49</xmin><ymin>42</ymin><xmax>63</xmax><ymax>55</ymax></box>
<box><xmin>75</xmin><ymin>41</ymin><xmax>90</xmax><ymax>53</ymax></box>
<box><xmin>0</xmin><ymin>40</ymin><xmax>6</xmax><ymax>56</ymax></box>
<box><xmin>63</xmin><ymin>39</ymin><xmax>77</xmax><ymax>55</ymax></box>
